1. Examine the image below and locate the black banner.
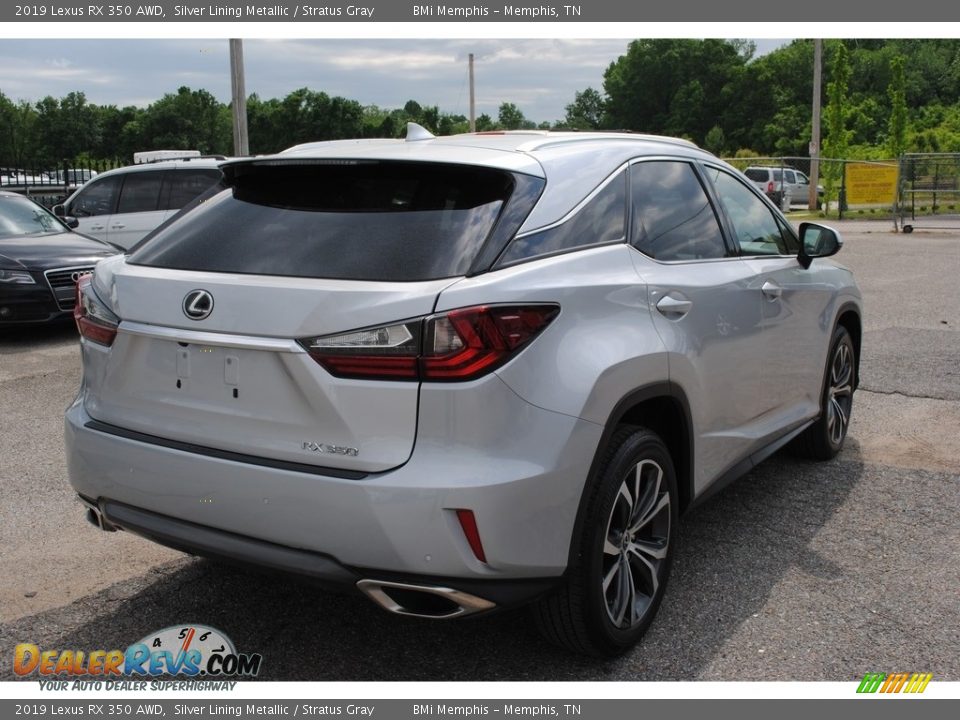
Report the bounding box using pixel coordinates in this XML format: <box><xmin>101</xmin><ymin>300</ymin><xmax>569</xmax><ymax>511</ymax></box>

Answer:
<box><xmin>3</xmin><ymin>0</ymin><xmax>958</xmax><ymax>22</ymax></box>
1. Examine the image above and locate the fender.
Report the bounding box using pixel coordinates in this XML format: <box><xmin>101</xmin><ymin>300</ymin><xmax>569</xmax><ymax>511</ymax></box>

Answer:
<box><xmin>565</xmin><ymin>381</ymin><xmax>694</xmax><ymax>569</ymax></box>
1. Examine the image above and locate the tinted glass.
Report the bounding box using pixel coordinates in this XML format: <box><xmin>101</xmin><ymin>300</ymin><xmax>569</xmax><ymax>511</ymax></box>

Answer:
<box><xmin>117</xmin><ymin>172</ymin><xmax>162</xmax><ymax>214</ymax></box>
<box><xmin>498</xmin><ymin>170</ymin><xmax>626</xmax><ymax>265</ymax></box>
<box><xmin>784</xmin><ymin>170</ymin><xmax>796</xmax><ymax>183</ymax></box>
<box><xmin>163</xmin><ymin>169</ymin><xmax>222</xmax><ymax>210</ymax></box>
<box><xmin>630</xmin><ymin>161</ymin><xmax>726</xmax><ymax>261</ymax></box>
<box><xmin>708</xmin><ymin>168</ymin><xmax>789</xmax><ymax>256</ymax></box>
<box><xmin>69</xmin><ymin>176</ymin><xmax>121</xmax><ymax>217</ymax></box>
<box><xmin>130</xmin><ymin>161</ymin><xmax>514</xmax><ymax>282</ymax></box>
<box><xmin>0</xmin><ymin>195</ymin><xmax>63</xmax><ymax>236</ymax></box>
<box><xmin>744</xmin><ymin>168</ymin><xmax>768</xmax><ymax>182</ymax></box>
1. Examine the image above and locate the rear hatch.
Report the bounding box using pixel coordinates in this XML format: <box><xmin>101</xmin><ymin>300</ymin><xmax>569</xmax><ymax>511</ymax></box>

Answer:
<box><xmin>85</xmin><ymin>159</ymin><xmax>539</xmax><ymax>473</ymax></box>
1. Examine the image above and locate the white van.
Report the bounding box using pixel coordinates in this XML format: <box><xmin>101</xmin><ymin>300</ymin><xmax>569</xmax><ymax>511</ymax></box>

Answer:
<box><xmin>54</xmin><ymin>158</ymin><xmax>222</xmax><ymax>250</ymax></box>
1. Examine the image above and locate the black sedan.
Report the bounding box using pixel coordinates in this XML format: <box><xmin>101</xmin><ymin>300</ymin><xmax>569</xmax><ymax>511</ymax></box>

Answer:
<box><xmin>0</xmin><ymin>191</ymin><xmax>118</xmax><ymax>325</ymax></box>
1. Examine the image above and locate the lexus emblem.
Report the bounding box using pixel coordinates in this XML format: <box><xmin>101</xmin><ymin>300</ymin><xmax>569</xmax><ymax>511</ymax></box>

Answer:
<box><xmin>182</xmin><ymin>289</ymin><xmax>214</xmax><ymax>320</ymax></box>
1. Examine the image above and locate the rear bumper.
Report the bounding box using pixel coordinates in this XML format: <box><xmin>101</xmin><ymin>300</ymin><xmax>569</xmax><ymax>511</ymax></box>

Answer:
<box><xmin>78</xmin><ymin>494</ymin><xmax>559</xmax><ymax>613</ymax></box>
<box><xmin>65</xmin><ymin>375</ymin><xmax>604</xmax><ymax>584</ymax></box>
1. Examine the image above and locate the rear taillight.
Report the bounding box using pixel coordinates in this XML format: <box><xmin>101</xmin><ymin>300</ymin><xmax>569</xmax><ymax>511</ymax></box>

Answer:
<box><xmin>300</xmin><ymin>304</ymin><xmax>559</xmax><ymax>382</ymax></box>
<box><xmin>74</xmin><ymin>275</ymin><xmax>119</xmax><ymax>347</ymax></box>
<box><xmin>767</xmin><ymin>181</ymin><xmax>775</xmax><ymax>193</ymax></box>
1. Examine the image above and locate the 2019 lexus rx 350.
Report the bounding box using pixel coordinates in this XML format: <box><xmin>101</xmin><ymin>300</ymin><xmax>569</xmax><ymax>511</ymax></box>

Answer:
<box><xmin>66</xmin><ymin>127</ymin><xmax>861</xmax><ymax>656</ymax></box>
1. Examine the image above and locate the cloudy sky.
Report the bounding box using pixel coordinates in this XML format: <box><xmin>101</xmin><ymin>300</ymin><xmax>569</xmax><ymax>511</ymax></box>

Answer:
<box><xmin>0</xmin><ymin>39</ymin><xmax>788</xmax><ymax>123</ymax></box>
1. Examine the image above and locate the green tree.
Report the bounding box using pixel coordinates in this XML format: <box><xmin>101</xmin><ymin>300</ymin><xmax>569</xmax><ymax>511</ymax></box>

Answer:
<box><xmin>498</xmin><ymin>102</ymin><xmax>535</xmax><ymax>130</ymax></box>
<box><xmin>139</xmin><ymin>87</ymin><xmax>229</xmax><ymax>155</ymax></box>
<box><xmin>563</xmin><ymin>87</ymin><xmax>606</xmax><ymax>130</ymax></box>
<box><xmin>603</xmin><ymin>39</ymin><xmax>746</xmax><ymax>143</ymax></box>
<box><xmin>823</xmin><ymin>43</ymin><xmax>852</xmax><ymax>206</ymax></box>
<box><xmin>703</xmin><ymin>125</ymin><xmax>726</xmax><ymax>155</ymax></box>
<box><xmin>887</xmin><ymin>55</ymin><xmax>908</xmax><ymax>158</ymax></box>
<box><xmin>0</xmin><ymin>92</ymin><xmax>37</xmax><ymax>167</ymax></box>
<box><xmin>33</xmin><ymin>92</ymin><xmax>101</xmax><ymax>164</ymax></box>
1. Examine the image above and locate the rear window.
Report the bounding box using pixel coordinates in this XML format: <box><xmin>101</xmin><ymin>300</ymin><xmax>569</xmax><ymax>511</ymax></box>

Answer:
<box><xmin>129</xmin><ymin>161</ymin><xmax>516</xmax><ymax>282</ymax></box>
<box><xmin>744</xmin><ymin>169</ymin><xmax>768</xmax><ymax>182</ymax></box>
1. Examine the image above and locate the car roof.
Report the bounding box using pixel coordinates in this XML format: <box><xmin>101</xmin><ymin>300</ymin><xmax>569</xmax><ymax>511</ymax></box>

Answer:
<box><xmin>235</xmin><ymin>130</ymin><xmax>719</xmax><ymax>234</ymax></box>
<box><xmin>93</xmin><ymin>157</ymin><xmax>225</xmax><ymax>179</ymax></box>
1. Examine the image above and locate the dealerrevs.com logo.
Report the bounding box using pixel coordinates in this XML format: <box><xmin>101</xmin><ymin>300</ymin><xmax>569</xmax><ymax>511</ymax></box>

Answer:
<box><xmin>14</xmin><ymin>624</ymin><xmax>262</xmax><ymax>686</ymax></box>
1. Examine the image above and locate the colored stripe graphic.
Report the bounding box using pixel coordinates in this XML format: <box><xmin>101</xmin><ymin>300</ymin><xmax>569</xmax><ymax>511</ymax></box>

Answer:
<box><xmin>857</xmin><ymin>672</ymin><xmax>932</xmax><ymax>694</ymax></box>
<box><xmin>857</xmin><ymin>673</ymin><xmax>886</xmax><ymax>693</ymax></box>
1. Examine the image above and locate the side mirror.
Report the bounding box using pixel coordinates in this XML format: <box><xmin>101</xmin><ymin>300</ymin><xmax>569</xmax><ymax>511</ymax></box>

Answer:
<box><xmin>798</xmin><ymin>222</ymin><xmax>842</xmax><ymax>269</ymax></box>
<box><xmin>52</xmin><ymin>204</ymin><xmax>65</xmax><ymax>217</ymax></box>
<box><xmin>64</xmin><ymin>216</ymin><xmax>79</xmax><ymax>229</ymax></box>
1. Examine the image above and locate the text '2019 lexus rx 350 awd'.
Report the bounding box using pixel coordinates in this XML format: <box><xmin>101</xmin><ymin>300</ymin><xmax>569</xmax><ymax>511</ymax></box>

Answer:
<box><xmin>66</xmin><ymin>127</ymin><xmax>861</xmax><ymax>656</ymax></box>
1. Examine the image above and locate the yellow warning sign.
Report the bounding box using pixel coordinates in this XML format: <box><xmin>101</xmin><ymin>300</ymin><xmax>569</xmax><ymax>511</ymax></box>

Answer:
<box><xmin>845</xmin><ymin>163</ymin><xmax>899</xmax><ymax>204</ymax></box>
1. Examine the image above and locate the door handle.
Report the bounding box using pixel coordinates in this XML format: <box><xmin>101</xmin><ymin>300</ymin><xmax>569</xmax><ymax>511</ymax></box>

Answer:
<box><xmin>761</xmin><ymin>281</ymin><xmax>782</xmax><ymax>300</ymax></box>
<box><xmin>89</xmin><ymin>224</ymin><xmax>105</xmax><ymax>231</ymax></box>
<box><xmin>656</xmin><ymin>294</ymin><xmax>693</xmax><ymax>317</ymax></box>
<box><xmin>110</xmin><ymin>223</ymin><xmax>126</xmax><ymax>229</ymax></box>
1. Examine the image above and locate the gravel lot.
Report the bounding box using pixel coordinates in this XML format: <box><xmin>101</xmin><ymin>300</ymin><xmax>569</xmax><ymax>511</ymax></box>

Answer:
<box><xmin>1</xmin><ymin>219</ymin><xmax>957</xmax><ymax>681</ymax></box>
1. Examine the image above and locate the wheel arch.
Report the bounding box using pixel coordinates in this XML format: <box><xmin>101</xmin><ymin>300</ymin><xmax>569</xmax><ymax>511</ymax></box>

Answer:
<box><xmin>566</xmin><ymin>382</ymin><xmax>694</xmax><ymax>569</ymax></box>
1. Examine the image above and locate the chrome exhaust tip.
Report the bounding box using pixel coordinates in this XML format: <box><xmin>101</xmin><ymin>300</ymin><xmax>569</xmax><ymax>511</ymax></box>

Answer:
<box><xmin>78</xmin><ymin>495</ymin><xmax>117</xmax><ymax>532</ymax></box>
<box><xmin>357</xmin><ymin>579</ymin><xmax>496</xmax><ymax>619</ymax></box>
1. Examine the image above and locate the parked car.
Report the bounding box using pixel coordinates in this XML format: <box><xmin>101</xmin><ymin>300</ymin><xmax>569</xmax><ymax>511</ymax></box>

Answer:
<box><xmin>52</xmin><ymin>168</ymin><xmax>99</xmax><ymax>187</ymax></box>
<box><xmin>66</xmin><ymin>127</ymin><xmax>862</xmax><ymax>656</ymax></box>
<box><xmin>0</xmin><ymin>170</ymin><xmax>53</xmax><ymax>187</ymax></box>
<box><xmin>0</xmin><ymin>191</ymin><xmax>118</xmax><ymax>325</ymax></box>
<box><xmin>53</xmin><ymin>158</ymin><xmax>223</xmax><ymax>250</ymax></box>
<box><xmin>744</xmin><ymin>165</ymin><xmax>824</xmax><ymax>210</ymax></box>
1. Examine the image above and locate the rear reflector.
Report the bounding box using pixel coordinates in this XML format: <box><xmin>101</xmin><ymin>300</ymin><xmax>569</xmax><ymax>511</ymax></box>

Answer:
<box><xmin>300</xmin><ymin>304</ymin><xmax>559</xmax><ymax>382</ymax></box>
<box><xmin>455</xmin><ymin>509</ymin><xmax>487</xmax><ymax>563</ymax></box>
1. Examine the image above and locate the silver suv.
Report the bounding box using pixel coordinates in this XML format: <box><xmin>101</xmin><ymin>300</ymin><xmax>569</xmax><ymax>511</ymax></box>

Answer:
<box><xmin>744</xmin><ymin>165</ymin><xmax>824</xmax><ymax>210</ymax></box>
<box><xmin>67</xmin><ymin>128</ymin><xmax>861</xmax><ymax>657</ymax></box>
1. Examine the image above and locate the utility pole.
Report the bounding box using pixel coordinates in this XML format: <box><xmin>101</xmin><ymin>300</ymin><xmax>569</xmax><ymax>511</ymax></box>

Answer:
<box><xmin>229</xmin><ymin>39</ymin><xmax>249</xmax><ymax>156</ymax></box>
<box><xmin>469</xmin><ymin>53</ymin><xmax>476</xmax><ymax>133</ymax></box>
<box><xmin>809</xmin><ymin>39</ymin><xmax>822</xmax><ymax>210</ymax></box>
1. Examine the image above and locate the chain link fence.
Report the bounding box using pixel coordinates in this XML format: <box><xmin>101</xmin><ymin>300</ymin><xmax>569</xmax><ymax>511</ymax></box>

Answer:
<box><xmin>722</xmin><ymin>156</ymin><xmax>902</xmax><ymax>221</ymax></box>
<box><xmin>898</xmin><ymin>153</ymin><xmax>960</xmax><ymax>233</ymax></box>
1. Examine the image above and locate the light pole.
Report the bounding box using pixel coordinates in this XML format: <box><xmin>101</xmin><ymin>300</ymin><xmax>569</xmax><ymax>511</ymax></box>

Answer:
<box><xmin>229</xmin><ymin>39</ymin><xmax>249</xmax><ymax>156</ymax></box>
<box><xmin>809</xmin><ymin>39</ymin><xmax>822</xmax><ymax>210</ymax></box>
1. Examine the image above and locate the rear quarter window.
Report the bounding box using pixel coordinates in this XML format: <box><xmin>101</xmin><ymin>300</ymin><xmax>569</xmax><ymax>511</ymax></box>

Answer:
<box><xmin>496</xmin><ymin>170</ymin><xmax>626</xmax><ymax>266</ymax></box>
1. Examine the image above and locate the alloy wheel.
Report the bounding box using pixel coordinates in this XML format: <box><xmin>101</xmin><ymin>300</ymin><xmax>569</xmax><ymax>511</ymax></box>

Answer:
<box><xmin>602</xmin><ymin>459</ymin><xmax>671</xmax><ymax>629</ymax></box>
<box><xmin>827</xmin><ymin>340</ymin><xmax>854</xmax><ymax>446</ymax></box>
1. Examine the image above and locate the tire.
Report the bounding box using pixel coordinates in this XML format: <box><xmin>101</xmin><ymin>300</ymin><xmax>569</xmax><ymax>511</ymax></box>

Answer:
<box><xmin>533</xmin><ymin>426</ymin><xmax>678</xmax><ymax>657</ymax></box>
<box><xmin>794</xmin><ymin>326</ymin><xmax>856</xmax><ymax>460</ymax></box>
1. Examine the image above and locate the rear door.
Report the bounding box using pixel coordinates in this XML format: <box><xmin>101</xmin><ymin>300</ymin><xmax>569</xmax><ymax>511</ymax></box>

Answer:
<box><xmin>109</xmin><ymin>170</ymin><xmax>167</xmax><ymax>249</ymax></box>
<box><xmin>628</xmin><ymin>159</ymin><xmax>767</xmax><ymax>489</ymax></box>
<box><xmin>161</xmin><ymin>167</ymin><xmax>222</xmax><ymax>214</ymax></box>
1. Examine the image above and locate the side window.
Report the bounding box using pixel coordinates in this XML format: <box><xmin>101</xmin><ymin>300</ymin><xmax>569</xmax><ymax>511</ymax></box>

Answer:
<box><xmin>162</xmin><ymin>169</ymin><xmax>222</xmax><ymax>211</ymax></box>
<box><xmin>498</xmin><ymin>170</ymin><xmax>626</xmax><ymax>265</ymax></box>
<box><xmin>630</xmin><ymin>161</ymin><xmax>727</xmax><ymax>261</ymax></box>
<box><xmin>68</xmin><ymin>176</ymin><xmax>121</xmax><ymax>217</ymax></box>
<box><xmin>117</xmin><ymin>172</ymin><xmax>163</xmax><ymax>214</ymax></box>
<box><xmin>784</xmin><ymin>170</ymin><xmax>796</xmax><ymax>183</ymax></box>
<box><xmin>707</xmin><ymin>168</ymin><xmax>790</xmax><ymax>256</ymax></box>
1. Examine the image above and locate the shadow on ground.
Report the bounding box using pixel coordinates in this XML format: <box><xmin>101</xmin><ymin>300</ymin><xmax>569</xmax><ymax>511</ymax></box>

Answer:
<box><xmin>0</xmin><ymin>452</ymin><xmax>862</xmax><ymax>681</ymax></box>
